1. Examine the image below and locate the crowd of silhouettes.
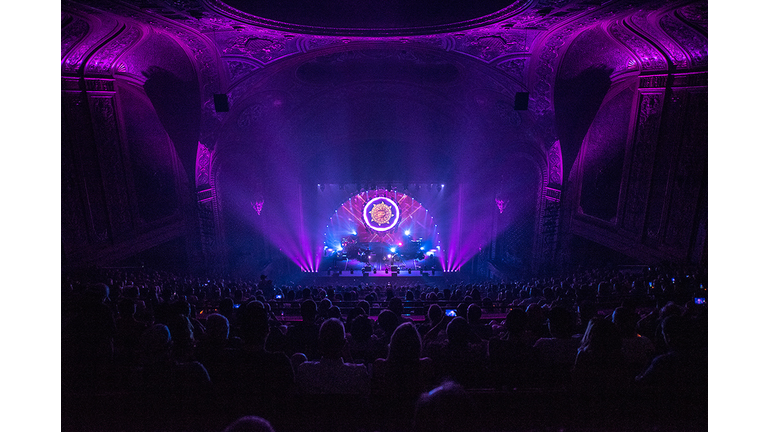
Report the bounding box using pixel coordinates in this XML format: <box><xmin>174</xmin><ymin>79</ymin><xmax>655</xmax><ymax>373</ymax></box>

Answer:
<box><xmin>62</xmin><ymin>265</ymin><xmax>707</xmax><ymax>431</ymax></box>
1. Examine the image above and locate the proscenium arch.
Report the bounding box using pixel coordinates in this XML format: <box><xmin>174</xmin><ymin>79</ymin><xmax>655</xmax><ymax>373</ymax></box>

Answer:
<box><xmin>205</xmin><ymin>42</ymin><xmax>555</xmax><ymax>274</ymax></box>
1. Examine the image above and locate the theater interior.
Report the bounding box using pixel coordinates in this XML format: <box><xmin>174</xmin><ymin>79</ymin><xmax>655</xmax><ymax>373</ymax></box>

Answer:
<box><xmin>59</xmin><ymin>1</ymin><xmax>710</xmax><ymax>431</ymax></box>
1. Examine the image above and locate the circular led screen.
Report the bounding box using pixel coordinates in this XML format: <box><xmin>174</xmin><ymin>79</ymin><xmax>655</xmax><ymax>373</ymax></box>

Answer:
<box><xmin>363</xmin><ymin>196</ymin><xmax>400</xmax><ymax>232</ymax></box>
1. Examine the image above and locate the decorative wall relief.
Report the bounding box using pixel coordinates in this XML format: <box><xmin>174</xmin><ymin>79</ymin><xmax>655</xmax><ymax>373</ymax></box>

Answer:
<box><xmin>456</xmin><ymin>32</ymin><xmax>527</xmax><ymax>61</ymax></box>
<box><xmin>223</xmin><ymin>33</ymin><xmax>299</xmax><ymax>63</ymax></box>
<box><xmin>663</xmin><ymin>90</ymin><xmax>707</xmax><ymax>251</ymax></box>
<box><xmin>197</xmin><ymin>195</ymin><xmax>218</xmax><ymax>268</ymax></box>
<box><xmin>226</xmin><ymin>59</ymin><xmax>260</xmax><ymax>82</ymax></box>
<box><xmin>195</xmin><ymin>143</ymin><xmax>212</xmax><ymax>188</ymax></box>
<box><xmin>63</xmin><ymin>91</ymin><xmax>111</xmax><ymax>243</ymax></box>
<box><xmin>85</xmin><ymin>26</ymin><xmax>142</xmax><ymax>75</ymax></box>
<box><xmin>659</xmin><ymin>14</ymin><xmax>707</xmax><ymax>68</ymax></box>
<box><xmin>61</xmin><ymin>92</ymin><xmax>90</xmax><ymax>248</ymax></box>
<box><xmin>89</xmin><ymin>93</ymin><xmax>132</xmax><ymax>237</ymax></box>
<box><xmin>629</xmin><ymin>12</ymin><xmax>689</xmax><ymax>69</ymax></box>
<box><xmin>547</xmin><ymin>140</ymin><xmax>563</xmax><ymax>186</ymax></box>
<box><xmin>62</xmin><ymin>17</ymin><xmax>90</xmax><ymax>58</ymax></box>
<box><xmin>622</xmin><ymin>91</ymin><xmax>663</xmax><ymax>236</ymax></box>
<box><xmin>496</xmin><ymin>58</ymin><xmax>527</xmax><ymax>82</ymax></box>
<box><xmin>62</xmin><ymin>13</ymin><xmax>120</xmax><ymax>74</ymax></box>
<box><xmin>678</xmin><ymin>2</ymin><xmax>708</xmax><ymax>32</ymax></box>
<box><xmin>607</xmin><ymin>21</ymin><xmax>667</xmax><ymax>71</ymax></box>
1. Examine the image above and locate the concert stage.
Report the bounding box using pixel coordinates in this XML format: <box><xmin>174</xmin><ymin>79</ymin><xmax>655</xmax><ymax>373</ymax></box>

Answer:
<box><xmin>296</xmin><ymin>271</ymin><xmax>453</xmax><ymax>287</ymax></box>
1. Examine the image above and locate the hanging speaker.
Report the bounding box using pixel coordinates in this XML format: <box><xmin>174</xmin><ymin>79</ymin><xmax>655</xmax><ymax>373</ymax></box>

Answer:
<box><xmin>514</xmin><ymin>92</ymin><xmax>529</xmax><ymax>110</ymax></box>
<box><xmin>214</xmin><ymin>94</ymin><xmax>229</xmax><ymax>112</ymax></box>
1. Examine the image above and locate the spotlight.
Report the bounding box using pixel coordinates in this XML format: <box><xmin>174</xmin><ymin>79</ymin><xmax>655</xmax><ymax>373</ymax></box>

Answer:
<box><xmin>337</xmin><ymin>246</ymin><xmax>343</xmax><ymax>252</ymax></box>
<box><xmin>420</xmin><ymin>247</ymin><xmax>425</xmax><ymax>251</ymax></box>
<box><xmin>404</xmin><ymin>230</ymin><xmax>411</xmax><ymax>236</ymax></box>
<box><xmin>390</xmin><ymin>247</ymin><xmax>396</xmax><ymax>253</ymax></box>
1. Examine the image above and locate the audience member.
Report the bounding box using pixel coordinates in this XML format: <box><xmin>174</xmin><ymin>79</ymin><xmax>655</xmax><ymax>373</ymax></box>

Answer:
<box><xmin>286</xmin><ymin>299</ymin><xmax>320</xmax><ymax>359</ymax></box>
<box><xmin>411</xmin><ymin>381</ymin><xmax>476</xmax><ymax>432</ymax></box>
<box><xmin>295</xmin><ymin>318</ymin><xmax>370</xmax><ymax>394</ymax></box>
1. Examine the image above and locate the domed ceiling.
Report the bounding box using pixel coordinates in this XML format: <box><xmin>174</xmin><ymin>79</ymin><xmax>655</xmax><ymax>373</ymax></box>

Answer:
<box><xmin>218</xmin><ymin>0</ymin><xmax>516</xmax><ymax>29</ymax></box>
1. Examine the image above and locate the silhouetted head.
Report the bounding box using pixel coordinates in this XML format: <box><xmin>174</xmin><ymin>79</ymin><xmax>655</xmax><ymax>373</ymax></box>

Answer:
<box><xmin>580</xmin><ymin>318</ymin><xmax>621</xmax><ymax>353</ymax></box>
<box><xmin>388</xmin><ymin>322</ymin><xmax>422</xmax><ymax>363</ymax></box>
<box><xmin>388</xmin><ymin>297</ymin><xmax>404</xmax><ymax>315</ymax></box>
<box><xmin>118</xmin><ymin>298</ymin><xmax>136</xmax><ymax>318</ymax></box>
<box><xmin>547</xmin><ymin>306</ymin><xmax>574</xmax><ymax>339</ymax></box>
<box><xmin>318</xmin><ymin>318</ymin><xmax>346</xmax><ymax>359</ymax></box>
<box><xmin>446</xmin><ymin>317</ymin><xmax>470</xmax><ymax>346</ymax></box>
<box><xmin>328</xmin><ymin>305</ymin><xmax>341</xmax><ymax>319</ymax></box>
<box><xmin>377</xmin><ymin>309</ymin><xmax>399</xmax><ymax>336</ymax></box>
<box><xmin>241</xmin><ymin>303</ymin><xmax>270</xmax><ymax>346</ymax></box>
<box><xmin>467</xmin><ymin>304</ymin><xmax>482</xmax><ymax>324</ymax></box>
<box><xmin>661</xmin><ymin>314</ymin><xmax>691</xmax><ymax>351</ymax></box>
<box><xmin>205</xmin><ymin>313</ymin><xmax>230</xmax><ymax>341</ymax></box>
<box><xmin>504</xmin><ymin>308</ymin><xmax>527</xmax><ymax>335</ymax></box>
<box><xmin>223</xmin><ymin>415</ymin><xmax>275</xmax><ymax>432</ymax></box>
<box><xmin>349</xmin><ymin>315</ymin><xmax>373</xmax><ymax>343</ymax></box>
<box><xmin>301</xmin><ymin>299</ymin><xmax>317</xmax><ymax>322</ymax></box>
<box><xmin>140</xmin><ymin>324</ymin><xmax>172</xmax><ymax>365</ymax></box>
<box><xmin>412</xmin><ymin>381</ymin><xmax>475</xmax><ymax>432</ymax></box>
<box><xmin>427</xmin><ymin>304</ymin><xmax>443</xmax><ymax>325</ymax></box>
<box><xmin>167</xmin><ymin>314</ymin><xmax>194</xmax><ymax>344</ymax></box>
<box><xmin>356</xmin><ymin>300</ymin><xmax>371</xmax><ymax>316</ymax></box>
<box><xmin>611</xmin><ymin>306</ymin><xmax>637</xmax><ymax>338</ymax></box>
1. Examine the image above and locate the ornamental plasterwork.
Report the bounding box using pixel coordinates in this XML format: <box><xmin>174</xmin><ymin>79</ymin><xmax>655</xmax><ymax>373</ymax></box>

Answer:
<box><xmin>62</xmin><ymin>17</ymin><xmax>90</xmax><ymax>58</ymax></box>
<box><xmin>496</xmin><ymin>58</ymin><xmax>527</xmax><ymax>82</ymax></box>
<box><xmin>226</xmin><ymin>59</ymin><xmax>260</xmax><ymax>82</ymax></box>
<box><xmin>85</xmin><ymin>26</ymin><xmax>143</xmax><ymax>75</ymax></box>
<box><xmin>62</xmin><ymin>12</ymin><xmax>120</xmax><ymax>73</ymax></box>
<box><xmin>659</xmin><ymin>15</ymin><xmax>707</xmax><ymax>67</ymax></box>
<box><xmin>607</xmin><ymin>21</ymin><xmax>667</xmax><ymax>71</ymax></box>
<box><xmin>678</xmin><ymin>2</ymin><xmax>707</xmax><ymax>32</ymax></box>
<box><xmin>628</xmin><ymin>11</ymin><xmax>689</xmax><ymax>69</ymax></box>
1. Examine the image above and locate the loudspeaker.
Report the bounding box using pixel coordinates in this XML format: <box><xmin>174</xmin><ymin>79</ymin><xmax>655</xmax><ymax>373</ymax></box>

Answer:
<box><xmin>214</xmin><ymin>94</ymin><xmax>229</xmax><ymax>112</ymax></box>
<box><xmin>514</xmin><ymin>92</ymin><xmax>529</xmax><ymax>110</ymax></box>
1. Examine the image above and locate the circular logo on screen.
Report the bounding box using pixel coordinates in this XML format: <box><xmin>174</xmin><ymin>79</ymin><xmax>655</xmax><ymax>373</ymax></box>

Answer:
<box><xmin>363</xmin><ymin>197</ymin><xmax>400</xmax><ymax>232</ymax></box>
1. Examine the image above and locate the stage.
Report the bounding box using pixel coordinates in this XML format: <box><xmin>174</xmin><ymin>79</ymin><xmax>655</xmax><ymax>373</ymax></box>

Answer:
<box><xmin>294</xmin><ymin>271</ymin><xmax>455</xmax><ymax>288</ymax></box>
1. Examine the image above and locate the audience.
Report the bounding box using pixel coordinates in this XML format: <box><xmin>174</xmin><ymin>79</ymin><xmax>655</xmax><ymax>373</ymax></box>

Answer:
<box><xmin>61</xmin><ymin>265</ymin><xmax>707</xmax><ymax>432</ymax></box>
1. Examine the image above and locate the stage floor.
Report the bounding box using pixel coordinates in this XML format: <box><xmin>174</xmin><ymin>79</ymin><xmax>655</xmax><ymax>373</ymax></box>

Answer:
<box><xmin>296</xmin><ymin>272</ymin><xmax>449</xmax><ymax>287</ymax></box>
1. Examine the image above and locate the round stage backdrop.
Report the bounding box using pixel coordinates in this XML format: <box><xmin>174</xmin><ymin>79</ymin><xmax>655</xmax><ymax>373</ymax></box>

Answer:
<box><xmin>363</xmin><ymin>196</ymin><xmax>400</xmax><ymax>232</ymax></box>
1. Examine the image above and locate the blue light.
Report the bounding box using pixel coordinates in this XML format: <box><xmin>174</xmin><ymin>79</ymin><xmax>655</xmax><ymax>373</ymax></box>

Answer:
<box><xmin>337</xmin><ymin>246</ymin><xmax>343</xmax><ymax>252</ymax></box>
<box><xmin>390</xmin><ymin>247</ymin><xmax>396</xmax><ymax>253</ymax></box>
<box><xmin>420</xmin><ymin>246</ymin><xmax>425</xmax><ymax>250</ymax></box>
<box><xmin>404</xmin><ymin>229</ymin><xmax>411</xmax><ymax>236</ymax></box>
